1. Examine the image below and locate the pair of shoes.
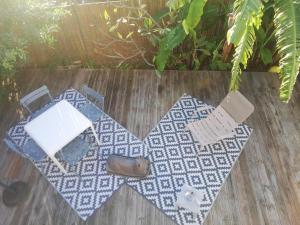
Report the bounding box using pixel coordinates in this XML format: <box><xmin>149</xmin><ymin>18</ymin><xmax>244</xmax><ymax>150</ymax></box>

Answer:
<box><xmin>106</xmin><ymin>155</ymin><xmax>150</xmax><ymax>178</ymax></box>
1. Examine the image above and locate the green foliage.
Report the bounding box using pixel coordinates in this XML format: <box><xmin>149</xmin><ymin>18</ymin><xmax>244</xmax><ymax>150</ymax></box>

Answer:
<box><xmin>227</xmin><ymin>0</ymin><xmax>263</xmax><ymax>45</ymax></box>
<box><xmin>154</xmin><ymin>0</ymin><xmax>208</xmax><ymax>72</ymax></box>
<box><xmin>228</xmin><ymin>0</ymin><xmax>263</xmax><ymax>90</ymax></box>
<box><xmin>154</xmin><ymin>26</ymin><xmax>187</xmax><ymax>72</ymax></box>
<box><xmin>103</xmin><ymin>0</ymin><xmax>300</xmax><ymax>101</ymax></box>
<box><xmin>227</xmin><ymin>0</ymin><xmax>300</xmax><ymax>102</ymax></box>
<box><xmin>182</xmin><ymin>0</ymin><xmax>207</xmax><ymax>34</ymax></box>
<box><xmin>0</xmin><ymin>0</ymin><xmax>68</xmax><ymax>77</ymax></box>
<box><xmin>259</xmin><ymin>47</ymin><xmax>273</xmax><ymax>65</ymax></box>
<box><xmin>103</xmin><ymin>0</ymin><xmax>232</xmax><ymax>71</ymax></box>
<box><xmin>230</xmin><ymin>23</ymin><xmax>257</xmax><ymax>90</ymax></box>
<box><xmin>273</xmin><ymin>0</ymin><xmax>300</xmax><ymax>102</ymax></box>
<box><xmin>210</xmin><ymin>40</ymin><xmax>232</xmax><ymax>71</ymax></box>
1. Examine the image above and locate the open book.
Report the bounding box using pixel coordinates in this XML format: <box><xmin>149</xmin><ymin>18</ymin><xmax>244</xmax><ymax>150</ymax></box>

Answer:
<box><xmin>186</xmin><ymin>91</ymin><xmax>254</xmax><ymax>147</ymax></box>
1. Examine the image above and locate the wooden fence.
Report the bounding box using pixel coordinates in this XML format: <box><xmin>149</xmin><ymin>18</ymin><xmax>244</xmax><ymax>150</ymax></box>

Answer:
<box><xmin>27</xmin><ymin>0</ymin><xmax>229</xmax><ymax>68</ymax></box>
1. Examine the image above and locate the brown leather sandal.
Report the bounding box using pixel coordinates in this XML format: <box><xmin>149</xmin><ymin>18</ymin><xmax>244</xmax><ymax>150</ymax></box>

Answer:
<box><xmin>106</xmin><ymin>155</ymin><xmax>150</xmax><ymax>178</ymax></box>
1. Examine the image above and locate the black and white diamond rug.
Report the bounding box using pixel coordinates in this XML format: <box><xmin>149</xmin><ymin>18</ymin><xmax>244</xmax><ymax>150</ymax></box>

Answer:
<box><xmin>127</xmin><ymin>94</ymin><xmax>252</xmax><ymax>225</ymax></box>
<box><xmin>7</xmin><ymin>91</ymin><xmax>252</xmax><ymax>224</ymax></box>
<box><xmin>7</xmin><ymin>89</ymin><xmax>148</xmax><ymax>220</ymax></box>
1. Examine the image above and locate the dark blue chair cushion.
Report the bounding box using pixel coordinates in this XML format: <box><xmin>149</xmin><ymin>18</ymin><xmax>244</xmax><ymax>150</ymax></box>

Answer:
<box><xmin>23</xmin><ymin>139</ymin><xmax>47</xmax><ymax>161</ymax></box>
<box><xmin>78</xmin><ymin>103</ymin><xmax>103</xmax><ymax>122</ymax></box>
<box><xmin>58</xmin><ymin>137</ymin><xmax>90</xmax><ymax>165</ymax></box>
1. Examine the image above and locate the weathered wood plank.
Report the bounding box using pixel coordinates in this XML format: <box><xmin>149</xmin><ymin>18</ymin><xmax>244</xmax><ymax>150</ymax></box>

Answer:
<box><xmin>0</xmin><ymin>69</ymin><xmax>300</xmax><ymax>225</ymax></box>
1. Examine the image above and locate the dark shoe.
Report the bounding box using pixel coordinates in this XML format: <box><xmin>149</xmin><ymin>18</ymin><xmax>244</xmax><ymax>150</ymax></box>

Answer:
<box><xmin>106</xmin><ymin>155</ymin><xmax>150</xmax><ymax>178</ymax></box>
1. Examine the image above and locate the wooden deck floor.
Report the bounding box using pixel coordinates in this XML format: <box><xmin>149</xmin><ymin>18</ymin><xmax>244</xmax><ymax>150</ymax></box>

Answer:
<box><xmin>0</xmin><ymin>69</ymin><xmax>300</xmax><ymax>225</ymax></box>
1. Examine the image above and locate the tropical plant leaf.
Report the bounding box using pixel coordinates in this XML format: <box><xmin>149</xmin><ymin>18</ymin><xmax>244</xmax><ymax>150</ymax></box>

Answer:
<box><xmin>227</xmin><ymin>0</ymin><xmax>263</xmax><ymax>45</ymax></box>
<box><xmin>230</xmin><ymin>23</ymin><xmax>257</xmax><ymax>90</ymax></box>
<box><xmin>227</xmin><ymin>0</ymin><xmax>263</xmax><ymax>91</ymax></box>
<box><xmin>154</xmin><ymin>0</ymin><xmax>208</xmax><ymax>73</ymax></box>
<box><xmin>273</xmin><ymin>0</ymin><xmax>300</xmax><ymax>102</ymax></box>
<box><xmin>167</xmin><ymin>0</ymin><xmax>190</xmax><ymax>11</ymax></box>
<box><xmin>154</xmin><ymin>25</ymin><xmax>187</xmax><ymax>72</ymax></box>
<box><xmin>182</xmin><ymin>0</ymin><xmax>207</xmax><ymax>34</ymax></box>
<box><xmin>260</xmin><ymin>47</ymin><xmax>273</xmax><ymax>65</ymax></box>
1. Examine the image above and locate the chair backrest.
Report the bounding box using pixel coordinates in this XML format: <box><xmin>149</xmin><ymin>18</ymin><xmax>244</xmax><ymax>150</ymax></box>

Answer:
<box><xmin>20</xmin><ymin>85</ymin><xmax>53</xmax><ymax>114</ymax></box>
<box><xmin>186</xmin><ymin>91</ymin><xmax>254</xmax><ymax>147</ymax></box>
<box><xmin>220</xmin><ymin>91</ymin><xmax>254</xmax><ymax>123</ymax></box>
<box><xmin>81</xmin><ymin>85</ymin><xmax>104</xmax><ymax>108</ymax></box>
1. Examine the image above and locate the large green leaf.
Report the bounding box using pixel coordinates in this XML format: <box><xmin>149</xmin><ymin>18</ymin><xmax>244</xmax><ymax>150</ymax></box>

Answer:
<box><xmin>260</xmin><ymin>47</ymin><xmax>273</xmax><ymax>65</ymax></box>
<box><xmin>182</xmin><ymin>0</ymin><xmax>207</xmax><ymax>34</ymax></box>
<box><xmin>273</xmin><ymin>0</ymin><xmax>300</xmax><ymax>102</ymax></box>
<box><xmin>154</xmin><ymin>0</ymin><xmax>208</xmax><ymax>73</ymax></box>
<box><xmin>227</xmin><ymin>0</ymin><xmax>263</xmax><ymax>45</ymax></box>
<box><xmin>230</xmin><ymin>23</ymin><xmax>257</xmax><ymax>90</ymax></box>
<box><xmin>227</xmin><ymin>0</ymin><xmax>263</xmax><ymax>91</ymax></box>
<box><xmin>154</xmin><ymin>25</ymin><xmax>187</xmax><ymax>72</ymax></box>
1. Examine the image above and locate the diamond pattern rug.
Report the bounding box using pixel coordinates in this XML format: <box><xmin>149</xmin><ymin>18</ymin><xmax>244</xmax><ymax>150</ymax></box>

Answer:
<box><xmin>7</xmin><ymin>89</ymin><xmax>148</xmax><ymax>220</ymax></box>
<box><xmin>6</xmin><ymin>90</ymin><xmax>252</xmax><ymax>224</ymax></box>
<box><xmin>127</xmin><ymin>94</ymin><xmax>252</xmax><ymax>225</ymax></box>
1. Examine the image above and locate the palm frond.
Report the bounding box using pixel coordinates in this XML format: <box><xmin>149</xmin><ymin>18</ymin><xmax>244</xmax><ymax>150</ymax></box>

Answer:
<box><xmin>230</xmin><ymin>24</ymin><xmax>256</xmax><ymax>90</ymax></box>
<box><xmin>227</xmin><ymin>0</ymin><xmax>263</xmax><ymax>90</ymax></box>
<box><xmin>273</xmin><ymin>0</ymin><xmax>300</xmax><ymax>102</ymax></box>
<box><xmin>227</xmin><ymin>0</ymin><xmax>263</xmax><ymax>45</ymax></box>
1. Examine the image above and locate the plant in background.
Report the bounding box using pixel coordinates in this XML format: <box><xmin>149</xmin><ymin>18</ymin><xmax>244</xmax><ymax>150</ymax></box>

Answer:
<box><xmin>0</xmin><ymin>0</ymin><xmax>69</xmax><ymax>103</ymax></box>
<box><xmin>101</xmin><ymin>0</ymin><xmax>298</xmax><ymax>102</ymax></box>
<box><xmin>96</xmin><ymin>3</ymin><xmax>159</xmax><ymax>68</ymax></box>
<box><xmin>227</xmin><ymin>0</ymin><xmax>300</xmax><ymax>102</ymax></box>
<box><xmin>100</xmin><ymin>0</ymin><xmax>232</xmax><ymax>71</ymax></box>
<box><xmin>155</xmin><ymin>0</ymin><xmax>208</xmax><ymax>73</ymax></box>
<box><xmin>154</xmin><ymin>0</ymin><xmax>232</xmax><ymax>74</ymax></box>
<box><xmin>0</xmin><ymin>0</ymin><xmax>68</xmax><ymax>77</ymax></box>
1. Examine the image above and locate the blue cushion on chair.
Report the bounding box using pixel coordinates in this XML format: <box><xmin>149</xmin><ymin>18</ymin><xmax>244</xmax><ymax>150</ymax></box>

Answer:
<box><xmin>3</xmin><ymin>137</ymin><xmax>25</xmax><ymax>157</ymax></box>
<box><xmin>58</xmin><ymin>137</ymin><xmax>90</xmax><ymax>165</ymax></box>
<box><xmin>23</xmin><ymin>139</ymin><xmax>47</xmax><ymax>161</ymax></box>
<box><xmin>78</xmin><ymin>103</ymin><xmax>103</xmax><ymax>122</ymax></box>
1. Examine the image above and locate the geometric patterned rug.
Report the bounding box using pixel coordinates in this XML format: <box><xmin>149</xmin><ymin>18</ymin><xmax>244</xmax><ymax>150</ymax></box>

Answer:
<box><xmin>6</xmin><ymin>91</ymin><xmax>252</xmax><ymax>224</ymax></box>
<box><xmin>7</xmin><ymin>89</ymin><xmax>148</xmax><ymax>220</ymax></box>
<box><xmin>127</xmin><ymin>94</ymin><xmax>252</xmax><ymax>225</ymax></box>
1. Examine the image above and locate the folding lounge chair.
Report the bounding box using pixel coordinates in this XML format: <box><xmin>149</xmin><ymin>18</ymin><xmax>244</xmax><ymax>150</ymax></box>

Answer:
<box><xmin>186</xmin><ymin>91</ymin><xmax>254</xmax><ymax>149</ymax></box>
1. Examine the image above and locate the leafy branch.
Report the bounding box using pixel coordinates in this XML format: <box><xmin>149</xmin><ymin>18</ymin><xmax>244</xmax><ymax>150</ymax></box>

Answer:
<box><xmin>227</xmin><ymin>0</ymin><xmax>300</xmax><ymax>102</ymax></box>
<box><xmin>154</xmin><ymin>0</ymin><xmax>208</xmax><ymax>73</ymax></box>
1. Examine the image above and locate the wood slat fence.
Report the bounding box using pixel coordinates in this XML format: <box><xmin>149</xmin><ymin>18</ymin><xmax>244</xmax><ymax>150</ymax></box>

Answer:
<box><xmin>27</xmin><ymin>0</ymin><xmax>165</xmax><ymax>67</ymax></box>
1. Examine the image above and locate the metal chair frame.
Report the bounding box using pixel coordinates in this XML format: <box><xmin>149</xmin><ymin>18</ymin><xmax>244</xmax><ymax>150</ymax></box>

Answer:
<box><xmin>20</xmin><ymin>85</ymin><xmax>53</xmax><ymax>114</ymax></box>
<box><xmin>81</xmin><ymin>85</ymin><xmax>104</xmax><ymax>109</ymax></box>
